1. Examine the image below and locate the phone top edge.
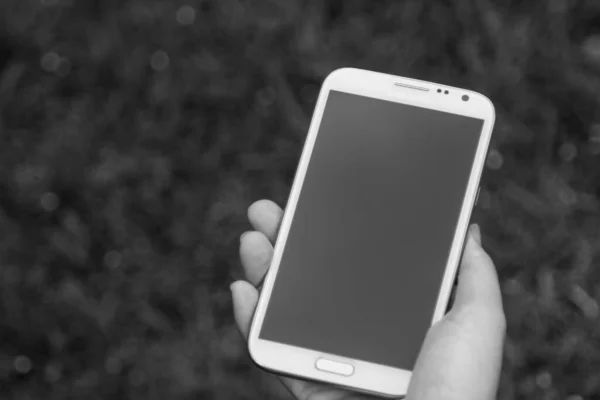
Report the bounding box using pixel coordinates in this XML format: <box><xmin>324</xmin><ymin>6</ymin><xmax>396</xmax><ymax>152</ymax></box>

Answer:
<box><xmin>320</xmin><ymin>68</ymin><xmax>495</xmax><ymax>123</ymax></box>
<box><xmin>324</xmin><ymin>67</ymin><xmax>495</xmax><ymax>99</ymax></box>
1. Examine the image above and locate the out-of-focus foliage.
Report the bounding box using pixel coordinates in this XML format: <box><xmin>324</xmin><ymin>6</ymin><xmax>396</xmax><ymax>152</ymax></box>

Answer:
<box><xmin>0</xmin><ymin>0</ymin><xmax>600</xmax><ymax>399</ymax></box>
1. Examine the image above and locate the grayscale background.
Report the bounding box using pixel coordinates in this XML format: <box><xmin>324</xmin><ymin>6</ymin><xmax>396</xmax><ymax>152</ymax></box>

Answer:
<box><xmin>0</xmin><ymin>1</ymin><xmax>599</xmax><ymax>399</ymax></box>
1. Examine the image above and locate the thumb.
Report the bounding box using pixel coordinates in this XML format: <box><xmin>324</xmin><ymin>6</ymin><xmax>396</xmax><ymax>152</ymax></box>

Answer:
<box><xmin>407</xmin><ymin>225</ymin><xmax>506</xmax><ymax>400</ymax></box>
<box><xmin>451</xmin><ymin>224</ymin><xmax>504</xmax><ymax>314</ymax></box>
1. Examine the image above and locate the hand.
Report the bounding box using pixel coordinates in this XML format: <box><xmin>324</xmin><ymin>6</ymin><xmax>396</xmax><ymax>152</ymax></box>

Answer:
<box><xmin>231</xmin><ymin>199</ymin><xmax>506</xmax><ymax>400</ymax></box>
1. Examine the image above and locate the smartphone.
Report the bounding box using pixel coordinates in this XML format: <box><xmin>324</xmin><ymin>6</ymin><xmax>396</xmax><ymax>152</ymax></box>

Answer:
<box><xmin>248</xmin><ymin>68</ymin><xmax>495</xmax><ymax>398</ymax></box>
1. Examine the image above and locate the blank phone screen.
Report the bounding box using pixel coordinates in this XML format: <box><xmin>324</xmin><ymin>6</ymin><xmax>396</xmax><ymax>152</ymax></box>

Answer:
<box><xmin>259</xmin><ymin>90</ymin><xmax>484</xmax><ymax>370</ymax></box>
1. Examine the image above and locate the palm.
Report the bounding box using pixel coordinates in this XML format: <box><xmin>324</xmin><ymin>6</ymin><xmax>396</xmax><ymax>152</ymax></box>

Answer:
<box><xmin>231</xmin><ymin>200</ymin><xmax>505</xmax><ymax>400</ymax></box>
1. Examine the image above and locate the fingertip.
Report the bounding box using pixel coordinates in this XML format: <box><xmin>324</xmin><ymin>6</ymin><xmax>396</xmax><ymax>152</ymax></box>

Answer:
<box><xmin>231</xmin><ymin>280</ymin><xmax>259</xmax><ymax>338</ymax></box>
<box><xmin>247</xmin><ymin>199</ymin><xmax>283</xmax><ymax>243</ymax></box>
<box><xmin>247</xmin><ymin>200</ymin><xmax>263</xmax><ymax>221</ymax></box>
<box><xmin>231</xmin><ymin>280</ymin><xmax>258</xmax><ymax>300</ymax></box>
<box><xmin>247</xmin><ymin>199</ymin><xmax>280</xmax><ymax>223</ymax></box>
<box><xmin>470</xmin><ymin>224</ymin><xmax>481</xmax><ymax>245</ymax></box>
<box><xmin>230</xmin><ymin>280</ymin><xmax>244</xmax><ymax>293</ymax></box>
<box><xmin>239</xmin><ymin>230</ymin><xmax>264</xmax><ymax>252</ymax></box>
<box><xmin>240</xmin><ymin>231</ymin><xmax>252</xmax><ymax>243</ymax></box>
<box><xmin>453</xmin><ymin>229</ymin><xmax>503</xmax><ymax>314</ymax></box>
<box><xmin>464</xmin><ymin>224</ymin><xmax>486</xmax><ymax>263</ymax></box>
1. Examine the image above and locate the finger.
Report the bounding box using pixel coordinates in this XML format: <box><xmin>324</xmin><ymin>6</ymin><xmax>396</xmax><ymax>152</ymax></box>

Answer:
<box><xmin>240</xmin><ymin>231</ymin><xmax>273</xmax><ymax>286</ymax></box>
<box><xmin>248</xmin><ymin>199</ymin><xmax>283</xmax><ymax>243</ymax></box>
<box><xmin>452</xmin><ymin>224</ymin><xmax>503</xmax><ymax>315</ymax></box>
<box><xmin>407</xmin><ymin>225</ymin><xmax>505</xmax><ymax>400</ymax></box>
<box><xmin>231</xmin><ymin>280</ymin><xmax>259</xmax><ymax>338</ymax></box>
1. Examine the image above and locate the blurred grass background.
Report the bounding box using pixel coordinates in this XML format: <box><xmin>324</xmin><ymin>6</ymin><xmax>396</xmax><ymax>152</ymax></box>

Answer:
<box><xmin>1</xmin><ymin>0</ymin><xmax>600</xmax><ymax>399</ymax></box>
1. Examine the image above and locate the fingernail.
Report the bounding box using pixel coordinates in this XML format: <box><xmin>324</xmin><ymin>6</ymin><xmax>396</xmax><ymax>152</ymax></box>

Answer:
<box><xmin>471</xmin><ymin>224</ymin><xmax>481</xmax><ymax>245</ymax></box>
<box><xmin>240</xmin><ymin>231</ymin><xmax>251</xmax><ymax>242</ymax></box>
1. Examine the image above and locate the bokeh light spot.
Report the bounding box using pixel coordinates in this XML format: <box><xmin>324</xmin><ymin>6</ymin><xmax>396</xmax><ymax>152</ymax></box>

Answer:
<box><xmin>535</xmin><ymin>371</ymin><xmax>552</xmax><ymax>389</ymax></box>
<box><xmin>150</xmin><ymin>50</ymin><xmax>170</xmax><ymax>71</ymax></box>
<box><xmin>582</xmin><ymin>35</ymin><xmax>600</xmax><ymax>64</ymax></box>
<box><xmin>486</xmin><ymin>148</ymin><xmax>504</xmax><ymax>170</ymax></box>
<box><xmin>41</xmin><ymin>192</ymin><xmax>60</xmax><ymax>212</ymax></box>
<box><xmin>14</xmin><ymin>355</ymin><xmax>33</xmax><ymax>374</ymax></box>
<box><xmin>176</xmin><ymin>5</ymin><xmax>196</xmax><ymax>25</ymax></box>
<box><xmin>41</xmin><ymin>52</ymin><xmax>61</xmax><ymax>72</ymax></box>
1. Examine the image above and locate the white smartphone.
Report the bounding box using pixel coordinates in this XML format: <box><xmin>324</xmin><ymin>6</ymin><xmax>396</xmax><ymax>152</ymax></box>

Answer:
<box><xmin>248</xmin><ymin>68</ymin><xmax>495</xmax><ymax>398</ymax></box>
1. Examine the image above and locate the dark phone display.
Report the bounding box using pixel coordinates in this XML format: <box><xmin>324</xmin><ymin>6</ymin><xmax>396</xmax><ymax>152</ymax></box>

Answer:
<box><xmin>259</xmin><ymin>90</ymin><xmax>484</xmax><ymax>370</ymax></box>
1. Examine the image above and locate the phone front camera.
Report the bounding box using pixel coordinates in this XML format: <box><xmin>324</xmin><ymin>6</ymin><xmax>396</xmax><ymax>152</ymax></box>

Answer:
<box><xmin>462</xmin><ymin>95</ymin><xmax>469</xmax><ymax>101</ymax></box>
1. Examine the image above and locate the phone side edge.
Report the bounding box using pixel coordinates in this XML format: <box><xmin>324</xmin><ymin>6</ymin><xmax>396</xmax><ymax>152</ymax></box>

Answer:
<box><xmin>429</xmin><ymin>92</ymin><xmax>496</xmax><ymax>325</ymax></box>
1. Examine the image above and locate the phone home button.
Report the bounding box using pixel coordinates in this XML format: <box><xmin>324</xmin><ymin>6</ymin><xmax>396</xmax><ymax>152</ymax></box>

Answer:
<box><xmin>315</xmin><ymin>358</ymin><xmax>355</xmax><ymax>376</ymax></box>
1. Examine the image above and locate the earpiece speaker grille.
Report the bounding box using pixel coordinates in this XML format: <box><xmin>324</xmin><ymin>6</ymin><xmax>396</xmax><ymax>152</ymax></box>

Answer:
<box><xmin>393</xmin><ymin>82</ymin><xmax>430</xmax><ymax>92</ymax></box>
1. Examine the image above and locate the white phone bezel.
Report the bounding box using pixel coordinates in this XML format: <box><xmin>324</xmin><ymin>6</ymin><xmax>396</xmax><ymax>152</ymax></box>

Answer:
<box><xmin>247</xmin><ymin>68</ymin><xmax>496</xmax><ymax>398</ymax></box>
